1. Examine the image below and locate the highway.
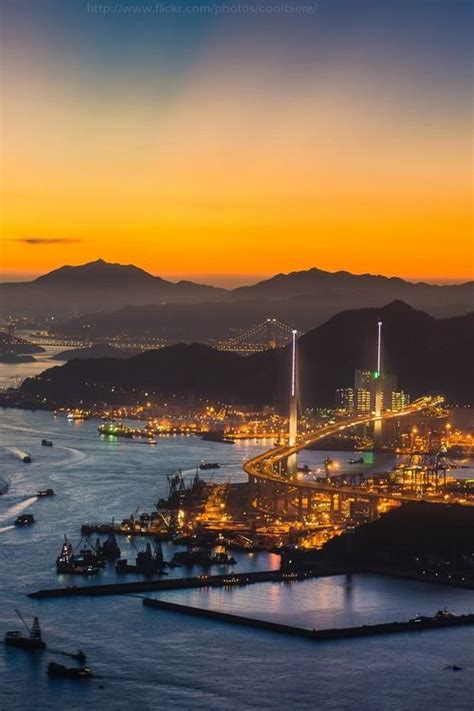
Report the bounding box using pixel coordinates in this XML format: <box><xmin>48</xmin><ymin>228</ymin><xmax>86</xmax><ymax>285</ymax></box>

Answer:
<box><xmin>242</xmin><ymin>396</ymin><xmax>473</xmax><ymax>506</ymax></box>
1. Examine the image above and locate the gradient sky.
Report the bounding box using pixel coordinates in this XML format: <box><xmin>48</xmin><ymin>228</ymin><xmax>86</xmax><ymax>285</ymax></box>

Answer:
<box><xmin>0</xmin><ymin>0</ymin><xmax>472</xmax><ymax>284</ymax></box>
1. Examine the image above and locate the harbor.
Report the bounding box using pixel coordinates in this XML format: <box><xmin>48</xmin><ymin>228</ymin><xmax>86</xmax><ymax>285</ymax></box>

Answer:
<box><xmin>2</xmin><ymin>409</ymin><xmax>474</xmax><ymax>710</ymax></box>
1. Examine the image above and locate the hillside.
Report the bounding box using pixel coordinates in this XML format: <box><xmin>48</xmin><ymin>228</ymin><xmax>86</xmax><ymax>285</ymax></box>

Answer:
<box><xmin>1</xmin><ymin>260</ymin><xmax>472</xmax><ymax>332</ymax></box>
<box><xmin>16</xmin><ymin>302</ymin><xmax>474</xmax><ymax>408</ymax></box>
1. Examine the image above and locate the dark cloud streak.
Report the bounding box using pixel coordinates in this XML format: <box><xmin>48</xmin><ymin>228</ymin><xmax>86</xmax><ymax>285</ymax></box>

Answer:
<box><xmin>7</xmin><ymin>238</ymin><xmax>85</xmax><ymax>245</ymax></box>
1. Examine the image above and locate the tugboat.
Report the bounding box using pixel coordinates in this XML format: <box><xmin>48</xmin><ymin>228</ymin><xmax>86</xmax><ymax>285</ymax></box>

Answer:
<box><xmin>199</xmin><ymin>461</ymin><xmax>221</xmax><ymax>470</ymax></box>
<box><xmin>47</xmin><ymin>662</ymin><xmax>92</xmax><ymax>679</ymax></box>
<box><xmin>37</xmin><ymin>488</ymin><xmax>55</xmax><ymax>498</ymax></box>
<box><xmin>41</xmin><ymin>439</ymin><xmax>53</xmax><ymax>447</ymax></box>
<box><xmin>15</xmin><ymin>514</ymin><xmax>35</xmax><ymax>527</ymax></box>
<box><xmin>4</xmin><ymin>611</ymin><xmax>46</xmax><ymax>651</ymax></box>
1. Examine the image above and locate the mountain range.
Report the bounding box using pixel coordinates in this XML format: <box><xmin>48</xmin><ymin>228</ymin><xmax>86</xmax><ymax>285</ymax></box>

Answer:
<box><xmin>17</xmin><ymin>302</ymin><xmax>474</xmax><ymax>408</ymax></box>
<box><xmin>1</xmin><ymin>260</ymin><xmax>472</xmax><ymax>341</ymax></box>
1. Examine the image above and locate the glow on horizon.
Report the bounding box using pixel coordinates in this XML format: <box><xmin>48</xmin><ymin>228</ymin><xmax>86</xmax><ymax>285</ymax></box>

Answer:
<box><xmin>1</xmin><ymin>1</ymin><xmax>472</xmax><ymax>283</ymax></box>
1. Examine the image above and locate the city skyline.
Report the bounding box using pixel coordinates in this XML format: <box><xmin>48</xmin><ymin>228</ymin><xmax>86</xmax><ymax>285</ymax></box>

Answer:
<box><xmin>1</xmin><ymin>0</ymin><xmax>473</xmax><ymax>282</ymax></box>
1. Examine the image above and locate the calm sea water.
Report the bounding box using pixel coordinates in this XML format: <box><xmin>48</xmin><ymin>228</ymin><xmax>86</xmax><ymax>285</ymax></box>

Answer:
<box><xmin>0</xmin><ymin>342</ymin><xmax>66</xmax><ymax>390</ymax></box>
<box><xmin>0</xmin><ymin>409</ymin><xmax>473</xmax><ymax>711</ymax></box>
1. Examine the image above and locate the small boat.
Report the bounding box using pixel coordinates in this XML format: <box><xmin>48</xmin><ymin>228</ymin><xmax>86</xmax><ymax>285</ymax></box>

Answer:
<box><xmin>22</xmin><ymin>454</ymin><xmax>32</xmax><ymax>464</ymax></box>
<box><xmin>435</xmin><ymin>607</ymin><xmax>455</xmax><ymax>620</ymax></box>
<box><xmin>348</xmin><ymin>457</ymin><xmax>364</xmax><ymax>465</ymax></box>
<box><xmin>15</xmin><ymin>514</ymin><xmax>35</xmax><ymax>527</ymax></box>
<box><xmin>4</xmin><ymin>612</ymin><xmax>45</xmax><ymax>651</ymax></box>
<box><xmin>37</xmin><ymin>488</ymin><xmax>55</xmax><ymax>498</ymax></box>
<box><xmin>41</xmin><ymin>439</ymin><xmax>53</xmax><ymax>447</ymax></box>
<box><xmin>146</xmin><ymin>437</ymin><xmax>157</xmax><ymax>446</ymax></box>
<box><xmin>199</xmin><ymin>462</ymin><xmax>221</xmax><ymax>470</ymax></box>
<box><xmin>47</xmin><ymin>662</ymin><xmax>92</xmax><ymax>679</ymax></box>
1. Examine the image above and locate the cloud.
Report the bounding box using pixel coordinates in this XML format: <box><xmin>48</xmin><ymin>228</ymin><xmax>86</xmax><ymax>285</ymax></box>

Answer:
<box><xmin>7</xmin><ymin>237</ymin><xmax>85</xmax><ymax>245</ymax></box>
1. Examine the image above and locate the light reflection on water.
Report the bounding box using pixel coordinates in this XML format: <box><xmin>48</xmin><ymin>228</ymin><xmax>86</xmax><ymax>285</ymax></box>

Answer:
<box><xmin>0</xmin><ymin>409</ymin><xmax>473</xmax><ymax>711</ymax></box>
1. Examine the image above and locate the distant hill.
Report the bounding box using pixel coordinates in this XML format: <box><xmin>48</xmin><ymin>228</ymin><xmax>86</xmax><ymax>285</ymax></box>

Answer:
<box><xmin>0</xmin><ymin>259</ymin><xmax>225</xmax><ymax>320</ymax></box>
<box><xmin>52</xmin><ymin>342</ymin><xmax>140</xmax><ymax>361</ymax></box>
<box><xmin>0</xmin><ymin>261</ymin><xmax>472</xmax><ymax>335</ymax></box>
<box><xmin>17</xmin><ymin>302</ymin><xmax>474</xmax><ymax>408</ymax></box>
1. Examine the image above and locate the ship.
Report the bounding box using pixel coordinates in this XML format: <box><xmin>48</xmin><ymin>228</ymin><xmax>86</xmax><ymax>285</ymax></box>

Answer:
<box><xmin>115</xmin><ymin>539</ymin><xmax>165</xmax><ymax>576</ymax></box>
<box><xmin>4</xmin><ymin>611</ymin><xmax>46</xmax><ymax>651</ymax></box>
<box><xmin>47</xmin><ymin>662</ymin><xmax>92</xmax><ymax>679</ymax></box>
<box><xmin>98</xmin><ymin>422</ymin><xmax>134</xmax><ymax>438</ymax></box>
<box><xmin>56</xmin><ymin>536</ymin><xmax>103</xmax><ymax>575</ymax></box>
<box><xmin>98</xmin><ymin>530</ymin><xmax>121</xmax><ymax>560</ymax></box>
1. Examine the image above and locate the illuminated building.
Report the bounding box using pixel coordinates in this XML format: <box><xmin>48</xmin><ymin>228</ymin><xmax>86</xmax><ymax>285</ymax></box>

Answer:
<box><xmin>356</xmin><ymin>388</ymin><xmax>371</xmax><ymax>412</ymax></box>
<box><xmin>391</xmin><ymin>390</ymin><xmax>410</xmax><ymax>412</ymax></box>
<box><xmin>335</xmin><ymin>388</ymin><xmax>355</xmax><ymax>411</ymax></box>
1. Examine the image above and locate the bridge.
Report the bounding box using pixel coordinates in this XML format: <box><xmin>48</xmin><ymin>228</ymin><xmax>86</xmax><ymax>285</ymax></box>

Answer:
<box><xmin>217</xmin><ymin>318</ymin><xmax>300</xmax><ymax>354</ymax></box>
<box><xmin>243</xmin><ymin>397</ymin><xmax>473</xmax><ymax>520</ymax></box>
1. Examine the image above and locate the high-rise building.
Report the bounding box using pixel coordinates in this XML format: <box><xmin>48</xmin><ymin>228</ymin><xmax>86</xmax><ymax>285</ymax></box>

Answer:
<box><xmin>335</xmin><ymin>388</ymin><xmax>355</xmax><ymax>411</ymax></box>
<box><xmin>354</xmin><ymin>369</ymin><xmax>398</xmax><ymax>411</ymax></box>
<box><xmin>356</xmin><ymin>388</ymin><xmax>371</xmax><ymax>412</ymax></box>
<box><xmin>391</xmin><ymin>390</ymin><xmax>410</xmax><ymax>412</ymax></box>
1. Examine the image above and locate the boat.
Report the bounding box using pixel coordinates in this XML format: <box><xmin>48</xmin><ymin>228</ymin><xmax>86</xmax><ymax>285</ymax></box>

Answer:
<box><xmin>56</xmin><ymin>536</ymin><xmax>101</xmax><ymax>575</ymax></box>
<box><xmin>41</xmin><ymin>439</ymin><xmax>53</xmax><ymax>447</ymax></box>
<box><xmin>98</xmin><ymin>421</ymin><xmax>150</xmax><ymax>439</ymax></box>
<box><xmin>47</xmin><ymin>662</ymin><xmax>92</xmax><ymax>679</ymax></box>
<box><xmin>199</xmin><ymin>462</ymin><xmax>221</xmax><ymax>470</ymax></box>
<box><xmin>4</xmin><ymin>612</ymin><xmax>46</xmax><ymax>651</ymax></box>
<box><xmin>15</xmin><ymin>514</ymin><xmax>35</xmax><ymax>527</ymax></box>
<box><xmin>348</xmin><ymin>457</ymin><xmax>364</xmax><ymax>465</ymax></box>
<box><xmin>146</xmin><ymin>437</ymin><xmax>157</xmax><ymax>445</ymax></box>
<box><xmin>98</xmin><ymin>531</ymin><xmax>121</xmax><ymax>560</ymax></box>
<box><xmin>37</xmin><ymin>488</ymin><xmax>55</xmax><ymax>498</ymax></box>
<box><xmin>435</xmin><ymin>607</ymin><xmax>455</xmax><ymax>620</ymax></box>
<box><xmin>22</xmin><ymin>454</ymin><xmax>32</xmax><ymax>464</ymax></box>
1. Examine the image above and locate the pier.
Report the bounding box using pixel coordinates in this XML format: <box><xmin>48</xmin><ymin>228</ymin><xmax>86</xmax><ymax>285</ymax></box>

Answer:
<box><xmin>143</xmin><ymin>598</ymin><xmax>474</xmax><ymax>642</ymax></box>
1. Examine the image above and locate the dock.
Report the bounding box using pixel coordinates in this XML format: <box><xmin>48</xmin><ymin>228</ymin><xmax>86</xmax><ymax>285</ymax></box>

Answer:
<box><xmin>143</xmin><ymin>598</ymin><xmax>474</xmax><ymax>642</ymax></box>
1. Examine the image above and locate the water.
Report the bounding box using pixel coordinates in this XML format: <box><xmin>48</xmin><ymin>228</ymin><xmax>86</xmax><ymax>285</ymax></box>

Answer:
<box><xmin>0</xmin><ymin>409</ymin><xmax>473</xmax><ymax>710</ymax></box>
<box><xmin>0</xmin><ymin>342</ymin><xmax>66</xmax><ymax>390</ymax></box>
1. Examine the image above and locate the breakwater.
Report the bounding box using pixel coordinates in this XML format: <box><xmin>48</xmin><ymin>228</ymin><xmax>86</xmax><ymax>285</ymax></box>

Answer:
<box><xmin>143</xmin><ymin>598</ymin><xmax>474</xmax><ymax>642</ymax></box>
<box><xmin>28</xmin><ymin>566</ymin><xmax>352</xmax><ymax>599</ymax></box>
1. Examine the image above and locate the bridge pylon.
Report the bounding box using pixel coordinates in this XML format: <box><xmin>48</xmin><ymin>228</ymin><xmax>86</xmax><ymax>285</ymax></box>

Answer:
<box><xmin>287</xmin><ymin>329</ymin><xmax>298</xmax><ymax>476</ymax></box>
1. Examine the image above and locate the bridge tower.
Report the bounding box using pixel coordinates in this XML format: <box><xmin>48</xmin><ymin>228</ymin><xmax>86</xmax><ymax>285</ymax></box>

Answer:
<box><xmin>287</xmin><ymin>329</ymin><xmax>298</xmax><ymax>476</ymax></box>
<box><xmin>373</xmin><ymin>319</ymin><xmax>383</xmax><ymax>448</ymax></box>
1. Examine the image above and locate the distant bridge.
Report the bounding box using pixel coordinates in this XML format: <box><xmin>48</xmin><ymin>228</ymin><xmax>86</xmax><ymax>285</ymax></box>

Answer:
<box><xmin>217</xmin><ymin>318</ymin><xmax>301</xmax><ymax>354</ymax></box>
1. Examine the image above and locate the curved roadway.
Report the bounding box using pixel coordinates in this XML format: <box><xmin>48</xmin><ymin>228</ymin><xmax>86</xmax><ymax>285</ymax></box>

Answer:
<box><xmin>242</xmin><ymin>396</ymin><xmax>461</xmax><ymax>505</ymax></box>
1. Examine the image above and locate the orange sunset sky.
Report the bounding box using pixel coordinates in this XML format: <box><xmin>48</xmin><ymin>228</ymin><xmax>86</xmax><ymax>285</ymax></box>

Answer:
<box><xmin>0</xmin><ymin>1</ymin><xmax>473</xmax><ymax>285</ymax></box>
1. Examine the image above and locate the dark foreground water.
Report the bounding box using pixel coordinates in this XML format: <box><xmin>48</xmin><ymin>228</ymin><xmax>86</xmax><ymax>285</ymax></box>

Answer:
<box><xmin>0</xmin><ymin>409</ymin><xmax>473</xmax><ymax>711</ymax></box>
